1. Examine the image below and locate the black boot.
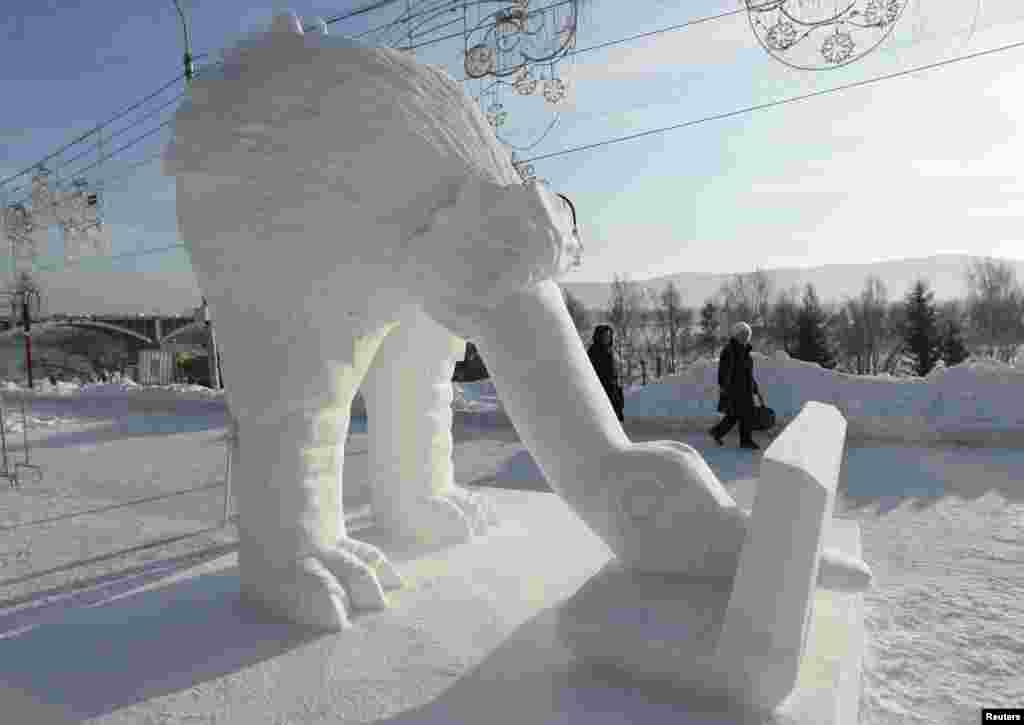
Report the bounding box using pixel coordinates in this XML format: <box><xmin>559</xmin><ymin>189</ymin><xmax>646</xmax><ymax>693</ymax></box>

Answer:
<box><xmin>709</xmin><ymin>427</ymin><xmax>724</xmax><ymax>446</ymax></box>
<box><xmin>740</xmin><ymin>439</ymin><xmax>760</xmax><ymax>450</ymax></box>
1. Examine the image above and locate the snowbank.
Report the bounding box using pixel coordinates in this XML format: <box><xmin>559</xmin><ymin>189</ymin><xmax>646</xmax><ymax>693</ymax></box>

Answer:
<box><xmin>625</xmin><ymin>353</ymin><xmax>1024</xmax><ymax>445</ymax></box>
<box><xmin>2</xmin><ymin>355</ymin><xmax>1021</xmax><ymax>444</ymax></box>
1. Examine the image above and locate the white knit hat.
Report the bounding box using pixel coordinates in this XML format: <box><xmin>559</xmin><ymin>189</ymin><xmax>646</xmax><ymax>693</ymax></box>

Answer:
<box><xmin>732</xmin><ymin>322</ymin><xmax>752</xmax><ymax>340</ymax></box>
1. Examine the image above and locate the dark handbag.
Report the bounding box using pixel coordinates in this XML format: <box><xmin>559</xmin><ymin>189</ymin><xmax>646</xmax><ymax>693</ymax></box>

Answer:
<box><xmin>752</xmin><ymin>393</ymin><xmax>776</xmax><ymax>431</ymax></box>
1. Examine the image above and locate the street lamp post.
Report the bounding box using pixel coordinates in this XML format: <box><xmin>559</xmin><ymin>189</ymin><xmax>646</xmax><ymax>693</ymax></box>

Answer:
<box><xmin>201</xmin><ymin>298</ymin><xmax>221</xmax><ymax>390</ymax></box>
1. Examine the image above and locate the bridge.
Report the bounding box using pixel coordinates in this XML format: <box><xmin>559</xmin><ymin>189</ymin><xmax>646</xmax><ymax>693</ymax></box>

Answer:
<box><xmin>0</xmin><ymin>313</ymin><xmax>205</xmax><ymax>348</ymax></box>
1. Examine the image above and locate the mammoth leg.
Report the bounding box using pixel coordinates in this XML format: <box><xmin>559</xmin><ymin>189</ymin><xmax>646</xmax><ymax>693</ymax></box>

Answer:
<box><xmin>361</xmin><ymin>304</ymin><xmax>495</xmax><ymax>547</ymax></box>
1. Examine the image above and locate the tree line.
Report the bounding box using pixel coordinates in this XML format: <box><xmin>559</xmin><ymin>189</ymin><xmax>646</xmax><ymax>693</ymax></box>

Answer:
<box><xmin>562</xmin><ymin>258</ymin><xmax>1023</xmax><ymax>387</ymax></box>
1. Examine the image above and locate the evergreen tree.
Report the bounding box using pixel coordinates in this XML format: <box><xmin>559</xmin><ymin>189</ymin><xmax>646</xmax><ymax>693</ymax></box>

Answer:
<box><xmin>901</xmin><ymin>280</ymin><xmax>941</xmax><ymax>377</ymax></box>
<box><xmin>698</xmin><ymin>300</ymin><xmax>719</xmax><ymax>355</ymax></box>
<box><xmin>939</xmin><ymin>318</ymin><xmax>969</xmax><ymax>368</ymax></box>
<box><xmin>792</xmin><ymin>283</ymin><xmax>836</xmax><ymax>368</ymax></box>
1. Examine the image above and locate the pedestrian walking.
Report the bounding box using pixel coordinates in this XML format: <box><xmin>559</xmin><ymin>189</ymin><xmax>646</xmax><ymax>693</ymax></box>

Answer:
<box><xmin>587</xmin><ymin>324</ymin><xmax>625</xmax><ymax>422</ymax></box>
<box><xmin>709</xmin><ymin>321</ymin><xmax>762</xmax><ymax>450</ymax></box>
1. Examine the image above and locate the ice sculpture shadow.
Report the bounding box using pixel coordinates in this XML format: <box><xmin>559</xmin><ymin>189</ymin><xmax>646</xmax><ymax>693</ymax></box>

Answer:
<box><xmin>0</xmin><ymin>567</ymin><xmax>772</xmax><ymax>725</ymax></box>
<box><xmin>380</xmin><ymin>604</ymin><xmax>772</xmax><ymax>725</ymax></box>
<box><xmin>0</xmin><ymin>567</ymin><xmax>322</xmax><ymax>722</ymax></box>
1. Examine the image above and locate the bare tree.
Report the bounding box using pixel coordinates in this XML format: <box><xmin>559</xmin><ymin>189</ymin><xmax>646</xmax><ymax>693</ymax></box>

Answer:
<box><xmin>964</xmin><ymin>258</ymin><xmax>1024</xmax><ymax>362</ymax></box>
<box><xmin>749</xmin><ymin>268</ymin><xmax>774</xmax><ymax>332</ymax></box>
<box><xmin>860</xmin><ymin>276</ymin><xmax>889</xmax><ymax>374</ymax></box>
<box><xmin>655</xmin><ymin>281</ymin><xmax>687</xmax><ymax>374</ymax></box>
<box><xmin>715</xmin><ymin>268</ymin><xmax>775</xmax><ymax>336</ymax></box>
<box><xmin>606</xmin><ymin>274</ymin><xmax>644</xmax><ymax>384</ymax></box>
<box><xmin>717</xmin><ymin>275</ymin><xmax>754</xmax><ymax>333</ymax></box>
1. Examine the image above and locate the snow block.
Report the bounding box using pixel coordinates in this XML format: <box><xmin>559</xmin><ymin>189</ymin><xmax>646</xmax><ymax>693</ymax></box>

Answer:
<box><xmin>0</xmin><ymin>488</ymin><xmax>864</xmax><ymax>725</ymax></box>
<box><xmin>559</xmin><ymin>402</ymin><xmax>867</xmax><ymax>720</ymax></box>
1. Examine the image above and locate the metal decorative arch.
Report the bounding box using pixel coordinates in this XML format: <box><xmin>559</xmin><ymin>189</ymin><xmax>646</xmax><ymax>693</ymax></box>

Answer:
<box><xmin>158</xmin><ymin>319</ymin><xmax>206</xmax><ymax>347</ymax></box>
<box><xmin>362</xmin><ymin>0</ymin><xmax>581</xmax><ymax>182</ymax></box>
<box><xmin>745</xmin><ymin>0</ymin><xmax>910</xmax><ymax>70</ymax></box>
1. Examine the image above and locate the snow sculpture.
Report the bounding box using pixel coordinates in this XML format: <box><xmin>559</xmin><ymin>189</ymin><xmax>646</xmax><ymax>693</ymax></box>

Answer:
<box><xmin>164</xmin><ymin>10</ymin><xmax>872</xmax><ymax>632</ymax></box>
<box><xmin>560</xmin><ymin>402</ymin><xmax>865</xmax><ymax>711</ymax></box>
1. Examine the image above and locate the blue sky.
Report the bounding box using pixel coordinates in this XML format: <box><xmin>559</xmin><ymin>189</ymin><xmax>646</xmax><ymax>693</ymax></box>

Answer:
<box><xmin>2</xmin><ymin>1</ymin><xmax>1023</xmax><ymax>313</ymax></box>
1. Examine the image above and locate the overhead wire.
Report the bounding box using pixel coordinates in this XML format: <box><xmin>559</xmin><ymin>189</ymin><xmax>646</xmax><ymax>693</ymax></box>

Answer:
<box><xmin>8</xmin><ymin>4</ymin><xmax>1024</xmax><ymax>273</ymax></box>
<box><xmin>25</xmin><ymin>29</ymin><xmax>1024</xmax><ymax>274</ymax></box>
<box><xmin>517</xmin><ymin>32</ymin><xmax>1024</xmax><ymax>166</ymax></box>
<box><xmin>0</xmin><ymin>0</ymin><xmax>626</xmax><ymax>206</ymax></box>
<box><xmin>0</xmin><ymin>0</ymin><xmax>568</xmax><ymax>199</ymax></box>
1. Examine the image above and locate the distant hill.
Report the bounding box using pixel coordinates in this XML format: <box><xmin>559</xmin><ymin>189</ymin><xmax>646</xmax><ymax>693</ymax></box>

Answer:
<box><xmin>560</xmin><ymin>254</ymin><xmax>1024</xmax><ymax>311</ymax></box>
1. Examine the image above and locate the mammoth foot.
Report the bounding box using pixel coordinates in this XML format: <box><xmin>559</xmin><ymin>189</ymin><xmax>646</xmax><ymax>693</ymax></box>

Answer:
<box><xmin>602</xmin><ymin>440</ymin><xmax>872</xmax><ymax>592</ymax></box>
<box><xmin>241</xmin><ymin>536</ymin><xmax>403</xmax><ymax>631</ymax></box>
<box><xmin>377</xmin><ymin>486</ymin><xmax>498</xmax><ymax>547</ymax></box>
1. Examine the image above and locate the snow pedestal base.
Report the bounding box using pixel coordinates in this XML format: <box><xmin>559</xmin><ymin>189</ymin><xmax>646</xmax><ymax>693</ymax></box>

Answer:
<box><xmin>557</xmin><ymin>519</ymin><xmax>867</xmax><ymax>725</ymax></box>
<box><xmin>559</xmin><ymin>401</ymin><xmax>868</xmax><ymax>723</ymax></box>
<box><xmin>0</xmin><ymin>488</ymin><xmax>864</xmax><ymax>725</ymax></box>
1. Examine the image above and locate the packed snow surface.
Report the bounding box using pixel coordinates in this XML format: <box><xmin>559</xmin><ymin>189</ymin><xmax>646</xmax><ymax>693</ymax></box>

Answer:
<box><xmin>0</xmin><ymin>353</ymin><xmax>1021</xmax><ymax>724</ymax></box>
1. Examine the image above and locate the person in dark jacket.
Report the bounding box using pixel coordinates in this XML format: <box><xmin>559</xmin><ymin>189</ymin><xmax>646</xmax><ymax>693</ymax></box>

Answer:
<box><xmin>710</xmin><ymin>321</ymin><xmax>761</xmax><ymax>450</ymax></box>
<box><xmin>587</xmin><ymin>324</ymin><xmax>624</xmax><ymax>422</ymax></box>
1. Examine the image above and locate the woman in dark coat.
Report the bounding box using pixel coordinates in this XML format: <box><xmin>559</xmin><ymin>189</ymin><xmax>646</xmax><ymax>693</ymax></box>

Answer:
<box><xmin>710</xmin><ymin>321</ymin><xmax>761</xmax><ymax>449</ymax></box>
<box><xmin>587</xmin><ymin>324</ymin><xmax>624</xmax><ymax>422</ymax></box>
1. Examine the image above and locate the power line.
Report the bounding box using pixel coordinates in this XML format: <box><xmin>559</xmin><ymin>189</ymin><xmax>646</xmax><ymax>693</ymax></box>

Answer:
<box><xmin>0</xmin><ymin>0</ymin><xmax>582</xmax><ymax>204</ymax></box>
<box><xmin>0</xmin><ymin>0</ymin><xmax>453</xmax><ymax>193</ymax></box>
<box><xmin>0</xmin><ymin>74</ymin><xmax>186</xmax><ymax>189</ymax></box>
<box><xmin>8</xmin><ymin>3</ymin><xmax>1023</xmax><ymax>273</ymax></box>
<box><xmin>0</xmin><ymin>0</ymin><xmax>569</xmax><ymax>195</ymax></box>
<box><xmin>24</xmin><ymin>31</ymin><xmax>1023</xmax><ymax>273</ymax></box>
<box><xmin>519</xmin><ymin>34</ymin><xmax>1024</xmax><ymax>166</ymax></box>
<box><xmin>33</xmin><ymin>242</ymin><xmax>187</xmax><ymax>273</ymax></box>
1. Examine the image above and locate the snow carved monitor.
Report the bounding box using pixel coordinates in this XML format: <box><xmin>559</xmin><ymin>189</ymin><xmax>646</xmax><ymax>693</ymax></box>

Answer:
<box><xmin>164</xmin><ymin>11</ymin><xmax>872</xmax><ymax>637</ymax></box>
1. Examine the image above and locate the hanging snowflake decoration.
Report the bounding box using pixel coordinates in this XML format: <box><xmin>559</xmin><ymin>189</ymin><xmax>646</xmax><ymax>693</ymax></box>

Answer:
<box><xmin>486</xmin><ymin>102</ymin><xmax>509</xmax><ymax>128</ymax></box>
<box><xmin>510</xmin><ymin>153</ymin><xmax>536</xmax><ymax>184</ymax></box>
<box><xmin>514</xmin><ymin>70</ymin><xmax>539</xmax><ymax>96</ymax></box>
<box><xmin>378</xmin><ymin>0</ymin><xmax>580</xmax><ymax>174</ymax></box>
<box><xmin>3</xmin><ymin>204</ymin><xmax>42</xmax><ymax>261</ymax></box>
<box><xmin>542</xmin><ymin>78</ymin><xmax>567</xmax><ymax>104</ymax></box>
<box><xmin>30</xmin><ymin>168</ymin><xmax>58</xmax><ymax>226</ymax></box>
<box><xmin>461</xmin><ymin>0</ymin><xmax>577</xmax><ymax>83</ymax></box>
<box><xmin>765</xmin><ymin>21</ymin><xmax>799</xmax><ymax>51</ymax></box>
<box><xmin>464</xmin><ymin>44</ymin><xmax>496</xmax><ymax>79</ymax></box>
<box><xmin>821</xmin><ymin>31</ymin><xmax>856</xmax><ymax>64</ymax></box>
<box><xmin>746</xmin><ymin>0</ymin><xmax>908</xmax><ymax>70</ymax></box>
<box><xmin>495</xmin><ymin>8</ymin><xmax>527</xmax><ymax>34</ymax></box>
<box><xmin>862</xmin><ymin>0</ymin><xmax>902</xmax><ymax>27</ymax></box>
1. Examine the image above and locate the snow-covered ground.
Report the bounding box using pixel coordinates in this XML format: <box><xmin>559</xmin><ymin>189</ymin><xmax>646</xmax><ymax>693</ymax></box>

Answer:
<box><xmin>7</xmin><ymin>353</ymin><xmax>1023</xmax><ymax>444</ymax></box>
<box><xmin>0</xmin><ymin>356</ymin><xmax>1021</xmax><ymax>724</ymax></box>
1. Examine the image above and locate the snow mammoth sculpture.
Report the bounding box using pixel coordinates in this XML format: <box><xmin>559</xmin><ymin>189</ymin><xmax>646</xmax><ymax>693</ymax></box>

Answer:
<box><xmin>165</xmin><ymin>11</ymin><xmax>871</xmax><ymax>631</ymax></box>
